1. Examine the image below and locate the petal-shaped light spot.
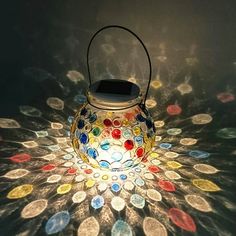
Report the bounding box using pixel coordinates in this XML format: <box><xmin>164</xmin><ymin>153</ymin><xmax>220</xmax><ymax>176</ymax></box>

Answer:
<box><xmin>143</xmin><ymin>217</ymin><xmax>167</xmax><ymax>236</ymax></box>
<box><xmin>147</xmin><ymin>189</ymin><xmax>162</xmax><ymax>201</ymax></box>
<box><xmin>72</xmin><ymin>191</ymin><xmax>86</xmax><ymax>203</ymax></box>
<box><xmin>180</xmin><ymin>138</ymin><xmax>197</xmax><ymax>146</ymax></box>
<box><xmin>191</xmin><ymin>113</ymin><xmax>212</xmax><ymax>125</ymax></box>
<box><xmin>124</xmin><ymin>181</ymin><xmax>135</xmax><ymax>191</ymax></box>
<box><xmin>4</xmin><ymin>169</ymin><xmax>29</xmax><ymax>179</ymax></box>
<box><xmin>21</xmin><ymin>199</ymin><xmax>48</xmax><ymax>218</ymax></box>
<box><xmin>164</xmin><ymin>152</ymin><xmax>179</xmax><ymax>158</ymax></box>
<box><xmin>130</xmin><ymin>194</ymin><xmax>145</xmax><ymax>209</ymax></box>
<box><xmin>85</xmin><ymin>179</ymin><xmax>96</xmax><ymax>188</ymax></box>
<box><xmin>193</xmin><ymin>164</ymin><xmax>219</xmax><ymax>174</ymax></box>
<box><xmin>216</xmin><ymin>128</ymin><xmax>236</xmax><ymax>139</ymax></box>
<box><xmin>166</xmin><ymin>161</ymin><xmax>182</xmax><ymax>169</ymax></box>
<box><xmin>10</xmin><ymin>153</ymin><xmax>31</xmax><ymax>163</ymax></box>
<box><xmin>57</xmin><ymin>184</ymin><xmax>72</xmax><ymax>194</ymax></box>
<box><xmin>0</xmin><ymin>118</ymin><xmax>20</xmax><ymax>128</ymax></box>
<box><xmin>67</xmin><ymin>70</ymin><xmax>85</xmax><ymax>84</ymax></box>
<box><xmin>46</xmin><ymin>97</ymin><xmax>64</xmax><ymax>110</ymax></box>
<box><xmin>51</xmin><ymin>122</ymin><xmax>63</xmax><ymax>129</ymax></box>
<box><xmin>45</xmin><ymin>211</ymin><xmax>70</xmax><ymax>235</ymax></box>
<box><xmin>111</xmin><ymin>220</ymin><xmax>132</xmax><ymax>236</ymax></box>
<box><xmin>19</xmin><ymin>105</ymin><xmax>42</xmax><ymax>117</ymax></box>
<box><xmin>77</xmin><ymin>216</ymin><xmax>100</xmax><ymax>236</ymax></box>
<box><xmin>165</xmin><ymin>171</ymin><xmax>181</xmax><ymax>180</ymax></box>
<box><xmin>168</xmin><ymin>208</ymin><xmax>196</xmax><ymax>232</ymax></box>
<box><xmin>111</xmin><ymin>196</ymin><xmax>126</xmax><ymax>211</ymax></box>
<box><xmin>185</xmin><ymin>194</ymin><xmax>212</xmax><ymax>212</ymax></box>
<box><xmin>158</xmin><ymin>180</ymin><xmax>176</xmax><ymax>192</ymax></box>
<box><xmin>47</xmin><ymin>174</ymin><xmax>62</xmax><ymax>183</ymax></box>
<box><xmin>192</xmin><ymin>179</ymin><xmax>221</xmax><ymax>192</ymax></box>
<box><xmin>177</xmin><ymin>83</ymin><xmax>192</xmax><ymax>95</ymax></box>
<box><xmin>22</xmin><ymin>141</ymin><xmax>38</xmax><ymax>148</ymax></box>
<box><xmin>7</xmin><ymin>184</ymin><xmax>33</xmax><ymax>199</ymax></box>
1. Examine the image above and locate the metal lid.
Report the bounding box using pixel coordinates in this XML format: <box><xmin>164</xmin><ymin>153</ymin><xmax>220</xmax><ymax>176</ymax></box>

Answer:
<box><xmin>87</xmin><ymin>79</ymin><xmax>142</xmax><ymax>110</ymax></box>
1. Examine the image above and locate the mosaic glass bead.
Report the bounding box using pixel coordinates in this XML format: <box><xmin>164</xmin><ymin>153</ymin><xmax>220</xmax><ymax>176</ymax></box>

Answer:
<box><xmin>112</xmin><ymin>128</ymin><xmax>121</xmax><ymax>139</ymax></box>
<box><xmin>124</xmin><ymin>140</ymin><xmax>134</xmax><ymax>150</ymax></box>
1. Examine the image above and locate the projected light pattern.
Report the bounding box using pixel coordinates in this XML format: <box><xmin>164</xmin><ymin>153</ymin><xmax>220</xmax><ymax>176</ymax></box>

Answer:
<box><xmin>0</xmin><ymin>65</ymin><xmax>236</xmax><ymax>236</ymax></box>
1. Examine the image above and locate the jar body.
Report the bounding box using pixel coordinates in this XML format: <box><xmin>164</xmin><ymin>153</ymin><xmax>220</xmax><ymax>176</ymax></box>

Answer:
<box><xmin>71</xmin><ymin>103</ymin><xmax>155</xmax><ymax>171</ymax></box>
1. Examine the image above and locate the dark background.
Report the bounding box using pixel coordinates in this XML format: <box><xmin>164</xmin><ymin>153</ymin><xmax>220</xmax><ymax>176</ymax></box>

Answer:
<box><xmin>1</xmin><ymin>0</ymin><xmax>236</xmax><ymax>115</ymax></box>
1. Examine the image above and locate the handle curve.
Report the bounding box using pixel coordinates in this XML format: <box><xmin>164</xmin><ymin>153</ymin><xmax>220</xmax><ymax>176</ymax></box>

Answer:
<box><xmin>86</xmin><ymin>25</ymin><xmax>152</xmax><ymax>104</ymax></box>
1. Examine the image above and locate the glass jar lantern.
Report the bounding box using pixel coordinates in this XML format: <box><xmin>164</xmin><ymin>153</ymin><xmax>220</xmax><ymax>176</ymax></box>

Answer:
<box><xmin>71</xmin><ymin>25</ymin><xmax>155</xmax><ymax>172</ymax></box>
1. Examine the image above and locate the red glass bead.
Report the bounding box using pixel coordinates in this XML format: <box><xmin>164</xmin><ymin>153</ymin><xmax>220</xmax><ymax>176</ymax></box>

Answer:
<box><xmin>103</xmin><ymin>119</ymin><xmax>112</xmax><ymax>127</ymax></box>
<box><xmin>148</xmin><ymin>165</ymin><xmax>160</xmax><ymax>173</ymax></box>
<box><xmin>10</xmin><ymin>153</ymin><xmax>31</xmax><ymax>163</ymax></box>
<box><xmin>113</xmin><ymin>118</ymin><xmax>121</xmax><ymax>127</ymax></box>
<box><xmin>124</xmin><ymin>140</ymin><xmax>134</xmax><ymax>150</ymax></box>
<box><xmin>112</xmin><ymin>129</ymin><xmax>121</xmax><ymax>139</ymax></box>
<box><xmin>168</xmin><ymin>208</ymin><xmax>196</xmax><ymax>232</ymax></box>
<box><xmin>124</xmin><ymin>112</ymin><xmax>135</xmax><ymax>121</ymax></box>
<box><xmin>158</xmin><ymin>179</ymin><xmax>175</xmax><ymax>192</ymax></box>
<box><xmin>167</xmin><ymin>105</ymin><xmax>182</xmax><ymax>115</ymax></box>
<box><xmin>41</xmin><ymin>164</ymin><xmax>56</xmax><ymax>171</ymax></box>
<box><xmin>136</xmin><ymin>147</ymin><xmax>144</xmax><ymax>157</ymax></box>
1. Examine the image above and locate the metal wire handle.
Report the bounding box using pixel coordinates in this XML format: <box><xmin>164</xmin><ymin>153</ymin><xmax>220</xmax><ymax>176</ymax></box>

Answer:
<box><xmin>86</xmin><ymin>25</ymin><xmax>152</xmax><ymax>104</ymax></box>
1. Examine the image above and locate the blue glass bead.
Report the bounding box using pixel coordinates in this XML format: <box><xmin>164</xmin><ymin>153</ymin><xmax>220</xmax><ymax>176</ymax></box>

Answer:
<box><xmin>87</xmin><ymin>148</ymin><xmax>98</xmax><ymax>158</ymax></box>
<box><xmin>111</xmin><ymin>152</ymin><xmax>123</xmax><ymax>161</ymax></box>
<box><xmin>91</xmin><ymin>195</ymin><xmax>104</xmax><ymax>210</ymax></box>
<box><xmin>134</xmin><ymin>136</ymin><xmax>143</xmax><ymax>146</ymax></box>
<box><xmin>100</xmin><ymin>140</ymin><xmax>110</xmax><ymax>150</ymax></box>
<box><xmin>80</xmin><ymin>107</ymin><xmax>87</xmax><ymax>116</ymax></box>
<box><xmin>79</xmin><ymin>133</ymin><xmax>88</xmax><ymax>144</ymax></box>
<box><xmin>77</xmin><ymin>119</ymin><xmax>85</xmax><ymax>129</ymax></box>
<box><xmin>111</xmin><ymin>182</ymin><xmax>121</xmax><ymax>192</ymax></box>
<box><xmin>89</xmin><ymin>113</ymin><xmax>97</xmax><ymax>123</ymax></box>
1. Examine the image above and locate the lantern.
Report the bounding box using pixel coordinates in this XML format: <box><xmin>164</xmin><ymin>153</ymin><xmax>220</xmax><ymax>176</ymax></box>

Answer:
<box><xmin>71</xmin><ymin>25</ymin><xmax>155</xmax><ymax>172</ymax></box>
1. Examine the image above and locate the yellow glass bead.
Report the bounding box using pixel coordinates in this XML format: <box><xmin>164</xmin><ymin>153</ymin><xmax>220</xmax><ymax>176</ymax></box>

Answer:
<box><xmin>122</xmin><ymin>119</ymin><xmax>129</xmax><ymax>126</ymax></box>
<box><xmin>133</xmin><ymin>126</ymin><xmax>141</xmax><ymax>136</ymax></box>
<box><xmin>80</xmin><ymin>153</ymin><xmax>89</xmax><ymax>163</ymax></box>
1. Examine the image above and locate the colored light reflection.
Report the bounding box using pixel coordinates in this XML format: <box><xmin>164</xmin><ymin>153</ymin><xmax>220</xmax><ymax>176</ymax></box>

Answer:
<box><xmin>0</xmin><ymin>65</ymin><xmax>235</xmax><ymax>236</ymax></box>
